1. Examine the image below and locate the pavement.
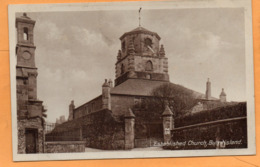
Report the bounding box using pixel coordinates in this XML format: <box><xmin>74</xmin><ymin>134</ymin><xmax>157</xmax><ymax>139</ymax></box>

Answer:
<box><xmin>85</xmin><ymin>146</ymin><xmax>164</xmax><ymax>152</ymax></box>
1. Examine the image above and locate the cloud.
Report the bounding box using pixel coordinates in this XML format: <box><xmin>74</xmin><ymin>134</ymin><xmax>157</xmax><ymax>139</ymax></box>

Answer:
<box><xmin>30</xmin><ymin>8</ymin><xmax>246</xmax><ymax>122</ymax></box>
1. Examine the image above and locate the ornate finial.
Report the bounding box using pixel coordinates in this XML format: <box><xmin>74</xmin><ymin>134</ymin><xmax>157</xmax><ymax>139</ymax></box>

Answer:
<box><xmin>159</xmin><ymin>44</ymin><xmax>165</xmax><ymax>57</ymax></box>
<box><xmin>139</xmin><ymin>7</ymin><xmax>142</xmax><ymax>27</ymax></box>
<box><xmin>207</xmin><ymin>78</ymin><xmax>210</xmax><ymax>82</ymax></box>
<box><xmin>23</xmin><ymin>13</ymin><xmax>27</xmax><ymax>17</ymax></box>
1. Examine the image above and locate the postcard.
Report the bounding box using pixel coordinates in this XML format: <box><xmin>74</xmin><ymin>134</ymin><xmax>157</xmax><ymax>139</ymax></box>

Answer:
<box><xmin>8</xmin><ymin>0</ymin><xmax>255</xmax><ymax>161</ymax></box>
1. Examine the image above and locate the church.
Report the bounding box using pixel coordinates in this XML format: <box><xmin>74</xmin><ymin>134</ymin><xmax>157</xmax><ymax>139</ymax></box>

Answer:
<box><xmin>48</xmin><ymin>24</ymin><xmax>230</xmax><ymax>149</ymax></box>
<box><xmin>69</xmin><ymin>26</ymin><xmax>228</xmax><ymax>120</ymax></box>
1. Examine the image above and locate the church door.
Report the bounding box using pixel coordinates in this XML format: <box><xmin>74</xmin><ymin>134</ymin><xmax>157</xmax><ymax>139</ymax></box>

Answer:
<box><xmin>25</xmin><ymin>129</ymin><xmax>38</xmax><ymax>153</ymax></box>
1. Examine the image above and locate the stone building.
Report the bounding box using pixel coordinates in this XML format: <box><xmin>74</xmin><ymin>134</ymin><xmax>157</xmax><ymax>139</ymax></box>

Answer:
<box><xmin>16</xmin><ymin>13</ymin><xmax>46</xmax><ymax>153</ymax></box>
<box><xmin>70</xmin><ymin>27</ymin><xmax>228</xmax><ymax>120</ymax></box>
<box><xmin>50</xmin><ymin>25</ymin><xmax>230</xmax><ymax>149</ymax></box>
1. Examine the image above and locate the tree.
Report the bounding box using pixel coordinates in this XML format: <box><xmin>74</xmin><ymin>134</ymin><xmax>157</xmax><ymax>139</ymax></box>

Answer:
<box><xmin>139</xmin><ymin>83</ymin><xmax>197</xmax><ymax>122</ymax></box>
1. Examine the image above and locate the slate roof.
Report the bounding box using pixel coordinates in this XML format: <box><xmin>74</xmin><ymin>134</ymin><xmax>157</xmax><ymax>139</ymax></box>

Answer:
<box><xmin>120</xmin><ymin>26</ymin><xmax>161</xmax><ymax>40</ymax></box>
<box><xmin>110</xmin><ymin>78</ymin><xmax>208</xmax><ymax>99</ymax></box>
<box><xmin>111</xmin><ymin>79</ymin><xmax>168</xmax><ymax>96</ymax></box>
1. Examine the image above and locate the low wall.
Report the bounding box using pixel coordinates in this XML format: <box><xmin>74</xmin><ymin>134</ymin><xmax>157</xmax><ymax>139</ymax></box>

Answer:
<box><xmin>46</xmin><ymin>109</ymin><xmax>125</xmax><ymax>150</ymax></box>
<box><xmin>44</xmin><ymin>141</ymin><xmax>86</xmax><ymax>153</ymax></box>
<box><xmin>164</xmin><ymin>117</ymin><xmax>247</xmax><ymax>150</ymax></box>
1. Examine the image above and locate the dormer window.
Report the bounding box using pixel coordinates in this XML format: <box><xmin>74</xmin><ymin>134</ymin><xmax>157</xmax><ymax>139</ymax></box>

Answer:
<box><xmin>23</xmin><ymin>27</ymin><xmax>29</xmax><ymax>41</ymax></box>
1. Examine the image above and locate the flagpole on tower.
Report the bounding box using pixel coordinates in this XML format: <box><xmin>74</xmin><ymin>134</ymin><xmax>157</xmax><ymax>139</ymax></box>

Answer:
<box><xmin>139</xmin><ymin>7</ymin><xmax>142</xmax><ymax>27</ymax></box>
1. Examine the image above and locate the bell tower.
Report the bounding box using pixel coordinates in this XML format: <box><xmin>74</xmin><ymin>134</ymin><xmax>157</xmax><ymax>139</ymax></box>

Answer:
<box><xmin>16</xmin><ymin>13</ymin><xmax>36</xmax><ymax>68</ymax></box>
<box><xmin>115</xmin><ymin>26</ymin><xmax>169</xmax><ymax>86</ymax></box>
<box><xmin>16</xmin><ymin>13</ymin><xmax>45</xmax><ymax>154</ymax></box>
<box><xmin>16</xmin><ymin>13</ymin><xmax>38</xmax><ymax>101</ymax></box>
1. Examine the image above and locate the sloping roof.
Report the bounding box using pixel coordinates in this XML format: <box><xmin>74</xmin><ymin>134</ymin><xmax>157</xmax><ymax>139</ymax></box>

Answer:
<box><xmin>111</xmin><ymin>79</ymin><xmax>168</xmax><ymax>96</ymax></box>
<box><xmin>120</xmin><ymin>26</ymin><xmax>161</xmax><ymax>40</ymax></box>
<box><xmin>130</xmin><ymin>26</ymin><xmax>150</xmax><ymax>32</ymax></box>
<box><xmin>110</xmin><ymin>78</ymin><xmax>208</xmax><ymax>99</ymax></box>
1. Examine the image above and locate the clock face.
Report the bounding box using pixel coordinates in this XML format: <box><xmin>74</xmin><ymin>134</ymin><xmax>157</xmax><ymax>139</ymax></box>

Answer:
<box><xmin>22</xmin><ymin>51</ymin><xmax>31</xmax><ymax>60</ymax></box>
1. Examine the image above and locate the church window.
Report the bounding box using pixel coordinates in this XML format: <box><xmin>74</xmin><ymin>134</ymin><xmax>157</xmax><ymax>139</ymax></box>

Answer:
<box><xmin>122</xmin><ymin>41</ymin><xmax>126</xmax><ymax>52</ymax></box>
<box><xmin>121</xmin><ymin>64</ymin><xmax>125</xmax><ymax>75</ymax></box>
<box><xmin>145</xmin><ymin>38</ymin><xmax>152</xmax><ymax>47</ymax></box>
<box><xmin>23</xmin><ymin>27</ymin><xmax>29</xmax><ymax>41</ymax></box>
<box><xmin>145</xmin><ymin>61</ymin><xmax>153</xmax><ymax>71</ymax></box>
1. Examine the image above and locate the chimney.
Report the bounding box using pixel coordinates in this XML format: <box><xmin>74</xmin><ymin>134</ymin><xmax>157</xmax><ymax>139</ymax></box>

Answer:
<box><xmin>108</xmin><ymin>79</ymin><xmax>113</xmax><ymax>87</ymax></box>
<box><xmin>205</xmin><ymin>78</ymin><xmax>211</xmax><ymax>100</ymax></box>
<box><xmin>102</xmin><ymin>79</ymin><xmax>111</xmax><ymax>110</ymax></box>
<box><xmin>219</xmin><ymin>88</ymin><xmax>227</xmax><ymax>102</ymax></box>
<box><xmin>68</xmin><ymin>100</ymin><xmax>75</xmax><ymax>121</ymax></box>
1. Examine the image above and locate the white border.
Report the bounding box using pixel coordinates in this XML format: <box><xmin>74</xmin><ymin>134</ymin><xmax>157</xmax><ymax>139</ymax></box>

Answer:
<box><xmin>8</xmin><ymin>0</ymin><xmax>255</xmax><ymax>162</ymax></box>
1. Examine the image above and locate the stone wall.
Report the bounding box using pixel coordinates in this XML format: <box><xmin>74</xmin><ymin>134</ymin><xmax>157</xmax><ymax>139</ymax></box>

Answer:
<box><xmin>46</xmin><ymin>109</ymin><xmax>125</xmax><ymax>150</ymax></box>
<box><xmin>73</xmin><ymin>95</ymin><xmax>102</xmax><ymax>119</ymax></box>
<box><xmin>44</xmin><ymin>141</ymin><xmax>85</xmax><ymax>153</ymax></box>
<box><xmin>164</xmin><ymin>117</ymin><xmax>247</xmax><ymax>150</ymax></box>
<box><xmin>111</xmin><ymin>95</ymin><xmax>135</xmax><ymax>116</ymax></box>
<box><xmin>18</xmin><ymin>117</ymin><xmax>44</xmax><ymax>153</ymax></box>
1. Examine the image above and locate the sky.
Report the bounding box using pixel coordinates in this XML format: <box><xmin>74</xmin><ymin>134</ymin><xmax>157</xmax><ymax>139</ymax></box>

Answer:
<box><xmin>17</xmin><ymin>8</ymin><xmax>246</xmax><ymax>123</ymax></box>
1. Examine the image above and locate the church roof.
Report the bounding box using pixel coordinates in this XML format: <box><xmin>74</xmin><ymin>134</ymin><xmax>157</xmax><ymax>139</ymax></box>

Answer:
<box><xmin>110</xmin><ymin>78</ymin><xmax>207</xmax><ymax>98</ymax></box>
<box><xmin>120</xmin><ymin>26</ymin><xmax>161</xmax><ymax>40</ymax></box>
<box><xmin>111</xmin><ymin>79</ymin><xmax>168</xmax><ymax>96</ymax></box>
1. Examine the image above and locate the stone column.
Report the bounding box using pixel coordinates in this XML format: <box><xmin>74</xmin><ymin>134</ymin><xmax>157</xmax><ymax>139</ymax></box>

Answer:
<box><xmin>124</xmin><ymin>108</ymin><xmax>135</xmax><ymax>150</ymax></box>
<box><xmin>162</xmin><ymin>104</ymin><xmax>173</xmax><ymax>143</ymax></box>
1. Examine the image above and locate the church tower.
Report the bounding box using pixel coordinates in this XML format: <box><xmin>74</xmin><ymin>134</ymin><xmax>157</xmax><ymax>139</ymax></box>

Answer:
<box><xmin>16</xmin><ymin>13</ymin><xmax>45</xmax><ymax>154</ymax></box>
<box><xmin>115</xmin><ymin>26</ymin><xmax>169</xmax><ymax>86</ymax></box>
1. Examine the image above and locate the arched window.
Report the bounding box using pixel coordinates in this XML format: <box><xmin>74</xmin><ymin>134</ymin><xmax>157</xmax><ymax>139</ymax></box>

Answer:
<box><xmin>23</xmin><ymin>27</ymin><xmax>29</xmax><ymax>41</ymax></box>
<box><xmin>145</xmin><ymin>38</ymin><xmax>152</xmax><ymax>47</ymax></box>
<box><xmin>121</xmin><ymin>64</ymin><xmax>125</xmax><ymax>75</ymax></box>
<box><xmin>145</xmin><ymin>61</ymin><xmax>153</xmax><ymax>71</ymax></box>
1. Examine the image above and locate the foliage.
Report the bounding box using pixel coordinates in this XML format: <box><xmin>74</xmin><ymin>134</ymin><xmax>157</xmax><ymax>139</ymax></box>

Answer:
<box><xmin>138</xmin><ymin>83</ymin><xmax>197</xmax><ymax>122</ymax></box>
<box><xmin>175</xmin><ymin>102</ymin><xmax>246</xmax><ymax>127</ymax></box>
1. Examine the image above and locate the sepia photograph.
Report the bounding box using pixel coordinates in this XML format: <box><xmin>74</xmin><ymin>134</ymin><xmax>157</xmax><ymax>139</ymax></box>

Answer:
<box><xmin>8</xmin><ymin>0</ymin><xmax>255</xmax><ymax>161</ymax></box>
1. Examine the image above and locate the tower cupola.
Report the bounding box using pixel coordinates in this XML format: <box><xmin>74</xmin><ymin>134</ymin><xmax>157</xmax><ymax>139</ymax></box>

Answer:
<box><xmin>115</xmin><ymin>26</ymin><xmax>169</xmax><ymax>86</ymax></box>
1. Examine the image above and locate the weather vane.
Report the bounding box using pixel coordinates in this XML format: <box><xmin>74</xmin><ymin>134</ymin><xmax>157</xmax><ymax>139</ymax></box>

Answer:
<box><xmin>139</xmin><ymin>7</ymin><xmax>142</xmax><ymax>27</ymax></box>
